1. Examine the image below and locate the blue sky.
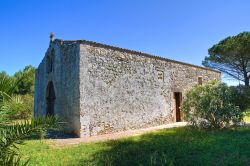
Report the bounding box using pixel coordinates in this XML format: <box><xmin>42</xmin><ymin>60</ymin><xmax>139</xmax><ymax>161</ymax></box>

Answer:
<box><xmin>0</xmin><ymin>0</ymin><xmax>249</xmax><ymax>84</ymax></box>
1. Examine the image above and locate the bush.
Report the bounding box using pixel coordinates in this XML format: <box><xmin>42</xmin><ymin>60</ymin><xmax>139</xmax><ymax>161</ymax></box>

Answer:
<box><xmin>20</xmin><ymin>94</ymin><xmax>34</xmax><ymax>118</ymax></box>
<box><xmin>181</xmin><ymin>81</ymin><xmax>243</xmax><ymax>129</ymax></box>
<box><xmin>230</xmin><ymin>85</ymin><xmax>250</xmax><ymax>112</ymax></box>
<box><xmin>1</xmin><ymin>94</ymin><xmax>33</xmax><ymax>121</ymax></box>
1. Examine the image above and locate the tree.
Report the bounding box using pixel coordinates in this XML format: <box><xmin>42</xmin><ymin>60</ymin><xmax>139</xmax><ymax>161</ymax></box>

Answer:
<box><xmin>203</xmin><ymin>32</ymin><xmax>250</xmax><ymax>86</ymax></box>
<box><xmin>13</xmin><ymin>65</ymin><xmax>35</xmax><ymax>95</ymax></box>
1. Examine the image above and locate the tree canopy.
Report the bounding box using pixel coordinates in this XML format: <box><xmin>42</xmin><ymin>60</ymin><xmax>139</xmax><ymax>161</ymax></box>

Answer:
<box><xmin>203</xmin><ymin>32</ymin><xmax>250</xmax><ymax>86</ymax></box>
<box><xmin>13</xmin><ymin>65</ymin><xmax>35</xmax><ymax>95</ymax></box>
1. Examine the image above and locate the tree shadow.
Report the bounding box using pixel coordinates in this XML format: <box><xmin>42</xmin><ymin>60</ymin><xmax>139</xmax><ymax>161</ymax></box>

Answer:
<box><xmin>78</xmin><ymin>127</ymin><xmax>250</xmax><ymax>166</ymax></box>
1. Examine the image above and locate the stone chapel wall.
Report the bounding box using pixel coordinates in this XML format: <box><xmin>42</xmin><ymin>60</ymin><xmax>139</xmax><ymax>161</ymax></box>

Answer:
<box><xmin>34</xmin><ymin>41</ymin><xmax>81</xmax><ymax>136</ymax></box>
<box><xmin>78</xmin><ymin>43</ymin><xmax>220</xmax><ymax>137</ymax></box>
<box><xmin>35</xmin><ymin>39</ymin><xmax>220</xmax><ymax>138</ymax></box>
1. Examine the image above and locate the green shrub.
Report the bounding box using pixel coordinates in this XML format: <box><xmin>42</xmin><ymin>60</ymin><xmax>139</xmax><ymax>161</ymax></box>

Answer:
<box><xmin>1</xmin><ymin>94</ymin><xmax>33</xmax><ymax>121</ymax></box>
<box><xmin>20</xmin><ymin>94</ymin><xmax>34</xmax><ymax>118</ymax></box>
<box><xmin>181</xmin><ymin>81</ymin><xmax>243</xmax><ymax>129</ymax></box>
<box><xmin>230</xmin><ymin>85</ymin><xmax>250</xmax><ymax>112</ymax></box>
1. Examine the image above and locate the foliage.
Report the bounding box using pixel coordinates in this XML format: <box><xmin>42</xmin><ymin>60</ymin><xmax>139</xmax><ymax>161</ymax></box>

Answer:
<box><xmin>13</xmin><ymin>65</ymin><xmax>35</xmax><ymax>95</ymax></box>
<box><xmin>0</xmin><ymin>71</ymin><xmax>57</xmax><ymax>165</ymax></box>
<box><xmin>0</xmin><ymin>76</ymin><xmax>25</xmax><ymax>123</ymax></box>
<box><xmin>19</xmin><ymin>126</ymin><xmax>250</xmax><ymax>165</ymax></box>
<box><xmin>181</xmin><ymin>81</ymin><xmax>243</xmax><ymax>129</ymax></box>
<box><xmin>20</xmin><ymin>95</ymin><xmax>34</xmax><ymax>119</ymax></box>
<box><xmin>0</xmin><ymin>67</ymin><xmax>34</xmax><ymax>122</ymax></box>
<box><xmin>1</xmin><ymin>94</ymin><xmax>33</xmax><ymax>121</ymax></box>
<box><xmin>1</xmin><ymin>96</ymin><xmax>25</xmax><ymax>122</ymax></box>
<box><xmin>230</xmin><ymin>85</ymin><xmax>250</xmax><ymax>111</ymax></box>
<box><xmin>0</xmin><ymin>76</ymin><xmax>23</xmax><ymax>102</ymax></box>
<box><xmin>0</xmin><ymin>116</ymin><xmax>57</xmax><ymax>166</ymax></box>
<box><xmin>203</xmin><ymin>32</ymin><xmax>250</xmax><ymax>86</ymax></box>
<box><xmin>243</xmin><ymin>111</ymin><xmax>250</xmax><ymax>122</ymax></box>
<box><xmin>0</xmin><ymin>76</ymin><xmax>24</xmax><ymax>123</ymax></box>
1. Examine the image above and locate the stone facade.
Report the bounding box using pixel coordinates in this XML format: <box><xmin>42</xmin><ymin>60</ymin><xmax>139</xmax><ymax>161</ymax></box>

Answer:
<box><xmin>34</xmin><ymin>39</ymin><xmax>220</xmax><ymax>137</ymax></box>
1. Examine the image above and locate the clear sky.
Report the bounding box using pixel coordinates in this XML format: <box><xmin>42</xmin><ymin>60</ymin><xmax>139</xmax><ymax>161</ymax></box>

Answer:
<box><xmin>0</xmin><ymin>0</ymin><xmax>250</xmax><ymax>84</ymax></box>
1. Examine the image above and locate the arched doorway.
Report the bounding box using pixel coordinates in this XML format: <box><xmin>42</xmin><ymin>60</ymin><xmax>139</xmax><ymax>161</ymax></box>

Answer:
<box><xmin>46</xmin><ymin>81</ymin><xmax>56</xmax><ymax>116</ymax></box>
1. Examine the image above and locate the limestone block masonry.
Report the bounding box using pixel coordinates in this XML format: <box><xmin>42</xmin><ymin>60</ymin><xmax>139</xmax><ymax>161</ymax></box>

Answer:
<box><xmin>34</xmin><ymin>38</ymin><xmax>220</xmax><ymax>138</ymax></box>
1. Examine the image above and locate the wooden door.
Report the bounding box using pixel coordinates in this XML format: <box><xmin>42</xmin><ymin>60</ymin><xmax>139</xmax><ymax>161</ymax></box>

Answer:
<box><xmin>174</xmin><ymin>92</ymin><xmax>182</xmax><ymax>122</ymax></box>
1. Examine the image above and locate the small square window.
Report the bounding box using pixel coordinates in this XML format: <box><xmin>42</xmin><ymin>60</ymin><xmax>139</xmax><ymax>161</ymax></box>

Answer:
<box><xmin>198</xmin><ymin>76</ymin><xmax>203</xmax><ymax>85</ymax></box>
<box><xmin>157</xmin><ymin>70</ymin><xmax>164</xmax><ymax>81</ymax></box>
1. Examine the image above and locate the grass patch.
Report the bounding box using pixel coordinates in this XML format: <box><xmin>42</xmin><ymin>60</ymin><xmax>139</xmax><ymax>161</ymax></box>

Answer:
<box><xmin>19</xmin><ymin>126</ymin><xmax>250</xmax><ymax>166</ymax></box>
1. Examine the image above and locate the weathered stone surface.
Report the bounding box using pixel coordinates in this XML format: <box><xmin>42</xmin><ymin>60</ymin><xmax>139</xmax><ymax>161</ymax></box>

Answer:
<box><xmin>34</xmin><ymin>39</ymin><xmax>220</xmax><ymax>137</ymax></box>
<box><xmin>34</xmin><ymin>41</ymin><xmax>80</xmax><ymax>135</ymax></box>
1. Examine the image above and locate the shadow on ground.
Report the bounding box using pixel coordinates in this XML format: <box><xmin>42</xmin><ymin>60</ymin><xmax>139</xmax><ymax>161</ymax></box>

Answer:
<box><xmin>21</xmin><ymin>126</ymin><xmax>250</xmax><ymax>166</ymax></box>
<box><xmin>80</xmin><ymin>127</ymin><xmax>250</xmax><ymax>166</ymax></box>
<box><xmin>46</xmin><ymin>129</ymin><xmax>78</xmax><ymax>139</ymax></box>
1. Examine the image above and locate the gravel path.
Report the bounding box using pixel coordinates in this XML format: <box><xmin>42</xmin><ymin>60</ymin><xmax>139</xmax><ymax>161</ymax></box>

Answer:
<box><xmin>54</xmin><ymin>122</ymin><xmax>187</xmax><ymax>146</ymax></box>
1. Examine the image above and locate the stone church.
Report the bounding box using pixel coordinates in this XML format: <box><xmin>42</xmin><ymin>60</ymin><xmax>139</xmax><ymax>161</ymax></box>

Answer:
<box><xmin>34</xmin><ymin>34</ymin><xmax>220</xmax><ymax>137</ymax></box>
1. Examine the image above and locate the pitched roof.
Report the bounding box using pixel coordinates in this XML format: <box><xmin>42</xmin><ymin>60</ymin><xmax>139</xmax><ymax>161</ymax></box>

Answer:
<box><xmin>55</xmin><ymin>39</ymin><xmax>220</xmax><ymax>73</ymax></box>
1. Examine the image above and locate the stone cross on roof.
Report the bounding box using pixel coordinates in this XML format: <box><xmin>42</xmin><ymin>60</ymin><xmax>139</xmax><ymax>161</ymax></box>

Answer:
<box><xmin>50</xmin><ymin>32</ymin><xmax>54</xmax><ymax>42</ymax></box>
